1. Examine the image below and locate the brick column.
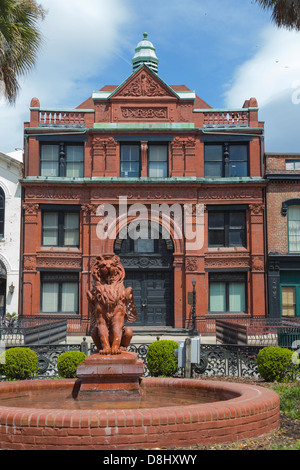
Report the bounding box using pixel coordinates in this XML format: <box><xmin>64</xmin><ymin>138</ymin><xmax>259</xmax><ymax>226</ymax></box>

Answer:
<box><xmin>140</xmin><ymin>141</ymin><xmax>148</xmax><ymax>177</ymax></box>
<box><xmin>249</xmin><ymin>203</ymin><xmax>266</xmax><ymax>316</ymax></box>
<box><xmin>173</xmin><ymin>255</ymin><xmax>185</xmax><ymax>328</ymax></box>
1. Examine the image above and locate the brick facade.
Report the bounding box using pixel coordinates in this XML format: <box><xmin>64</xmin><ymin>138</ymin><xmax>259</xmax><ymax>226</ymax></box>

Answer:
<box><xmin>20</xmin><ymin>37</ymin><xmax>267</xmax><ymax>330</ymax></box>
<box><xmin>266</xmin><ymin>153</ymin><xmax>300</xmax><ymax>318</ymax></box>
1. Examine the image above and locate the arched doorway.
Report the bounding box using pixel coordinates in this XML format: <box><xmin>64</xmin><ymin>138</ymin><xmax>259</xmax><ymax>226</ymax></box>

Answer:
<box><xmin>0</xmin><ymin>261</ymin><xmax>7</xmax><ymax>318</ymax></box>
<box><xmin>114</xmin><ymin>221</ymin><xmax>174</xmax><ymax>327</ymax></box>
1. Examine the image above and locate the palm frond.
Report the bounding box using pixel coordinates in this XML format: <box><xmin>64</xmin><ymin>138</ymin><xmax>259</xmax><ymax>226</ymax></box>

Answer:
<box><xmin>255</xmin><ymin>0</ymin><xmax>300</xmax><ymax>29</ymax></box>
<box><xmin>0</xmin><ymin>0</ymin><xmax>47</xmax><ymax>104</ymax></box>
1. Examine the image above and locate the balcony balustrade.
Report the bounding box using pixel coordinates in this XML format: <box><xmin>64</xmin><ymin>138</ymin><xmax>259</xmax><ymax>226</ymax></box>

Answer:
<box><xmin>202</xmin><ymin>109</ymin><xmax>250</xmax><ymax>128</ymax></box>
<box><xmin>39</xmin><ymin>110</ymin><xmax>86</xmax><ymax>127</ymax></box>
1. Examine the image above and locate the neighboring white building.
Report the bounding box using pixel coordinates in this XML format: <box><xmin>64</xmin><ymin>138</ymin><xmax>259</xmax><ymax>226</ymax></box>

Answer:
<box><xmin>0</xmin><ymin>150</ymin><xmax>23</xmax><ymax>317</ymax></box>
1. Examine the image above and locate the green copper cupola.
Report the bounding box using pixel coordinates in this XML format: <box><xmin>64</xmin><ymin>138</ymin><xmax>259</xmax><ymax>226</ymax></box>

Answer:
<box><xmin>132</xmin><ymin>33</ymin><xmax>159</xmax><ymax>74</ymax></box>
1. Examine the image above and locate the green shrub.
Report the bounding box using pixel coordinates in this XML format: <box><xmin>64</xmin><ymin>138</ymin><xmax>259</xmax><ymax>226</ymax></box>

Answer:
<box><xmin>0</xmin><ymin>347</ymin><xmax>38</xmax><ymax>380</ymax></box>
<box><xmin>57</xmin><ymin>351</ymin><xmax>86</xmax><ymax>378</ymax></box>
<box><xmin>257</xmin><ymin>346</ymin><xmax>300</xmax><ymax>383</ymax></box>
<box><xmin>147</xmin><ymin>340</ymin><xmax>178</xmax><ymax>377</ymax></box>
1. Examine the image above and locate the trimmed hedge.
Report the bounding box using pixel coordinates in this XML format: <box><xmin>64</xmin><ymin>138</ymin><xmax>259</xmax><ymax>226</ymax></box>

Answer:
<box><xmin>257</xmin><ymin>346</ymin><xmax>300</xmax><ymax>382</ymax></box>
<box><xmin>147</xmin><ymin>340</ymin><xmax>178</xmax><ymax>377</ymax></box>
<box><xmin>0</xmin><ymin>347</ymin><xmax>38</xmax><ymax>380</ymax></box>
<box><xmin>57</xmin><ymin>351</ymin><xmax>87</xmax><ymax>378</ymax></box>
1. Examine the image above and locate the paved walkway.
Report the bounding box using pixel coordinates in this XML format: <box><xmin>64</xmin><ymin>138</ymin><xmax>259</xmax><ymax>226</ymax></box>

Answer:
<box><xmin>65</xmin><ymin>333</ymin><xmax>217</xmax><ymax>346</ymax></box>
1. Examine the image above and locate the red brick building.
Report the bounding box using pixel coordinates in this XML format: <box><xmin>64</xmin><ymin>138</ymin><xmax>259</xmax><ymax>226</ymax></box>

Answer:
<box><xmin>20</xmin><ymin>34</ymin><xmax>266</xmax><ymax>332</ymax></box>
<box><xmin>266</xmin><ymin>152</ymin><xmax>300</xmax><ymax>319</ymax></box>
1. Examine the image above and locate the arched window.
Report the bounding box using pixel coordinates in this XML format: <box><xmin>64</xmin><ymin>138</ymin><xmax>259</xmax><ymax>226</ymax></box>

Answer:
<box><xmin>288</xmin><ymin>205</ymin><xmax>300</xmax><ymax>252</ymax></box>
<box><xmin>0</xmin><ymin>188</ymin><xmax>4</xmax><ymax>238</ymax></box>
<box><xmin>281</xmin><ymin>198</ymin><xmax>300</xmax><ymax>253</ymax></box>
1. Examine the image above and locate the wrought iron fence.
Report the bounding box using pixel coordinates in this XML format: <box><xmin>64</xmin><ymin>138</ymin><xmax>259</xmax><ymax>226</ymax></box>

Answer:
<box><xmin>0</xmin><ymin>341</ymin><xmax>273</xmax><ymax>380</ymax></box>
<box><xmin>196</xmin><ymin>344</ymin><xmax>262</xmax><ymax>378</ymax></box>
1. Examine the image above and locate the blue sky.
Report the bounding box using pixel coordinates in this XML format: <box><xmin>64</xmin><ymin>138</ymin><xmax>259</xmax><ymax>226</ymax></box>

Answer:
<box><xmin>1</xmin><ymin>0</ymin><xmax>300</xmax><ymax>154</ymax></box>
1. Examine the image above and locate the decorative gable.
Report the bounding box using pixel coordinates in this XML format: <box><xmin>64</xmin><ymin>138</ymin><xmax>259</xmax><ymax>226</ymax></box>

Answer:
<box><xmin>92</xmin><ymin>65</ymin><xmax>196</xmax><ymax>124</ymax></box>
<box><xmin>110</xmin><ymin>66</ymin><xmax>177</xmax><ymax>99</ymax></box>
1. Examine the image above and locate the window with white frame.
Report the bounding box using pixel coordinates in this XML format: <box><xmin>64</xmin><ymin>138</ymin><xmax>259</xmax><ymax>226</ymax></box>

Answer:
<box><xmin>288</xmin><ymin>205</ymin><xmax>300</xmax><ymax>252</ymax></box>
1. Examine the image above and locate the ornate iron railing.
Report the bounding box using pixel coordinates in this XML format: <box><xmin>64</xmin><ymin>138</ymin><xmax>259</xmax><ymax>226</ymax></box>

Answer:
<box><xmin>196</xmin><ymin>344</ymin><xmax>262</xmax><ymax>378</ymax></box>
<box><xmin>0</xmin><ymin>341</ymin><xmax>271</xmax><ymax>380</ymax></box>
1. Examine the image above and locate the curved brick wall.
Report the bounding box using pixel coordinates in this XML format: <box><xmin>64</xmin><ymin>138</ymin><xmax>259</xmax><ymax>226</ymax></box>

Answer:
<box><xmin>0</xmin><ymin>378</ymin><xmax>280</xmax><ymax>450</ymax></box>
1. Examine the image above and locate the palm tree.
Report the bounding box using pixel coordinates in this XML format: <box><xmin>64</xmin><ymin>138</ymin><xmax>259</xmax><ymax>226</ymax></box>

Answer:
<box><xmin>255</xmin><ymin>0</ymin><xmax>300</xmax><ymax>30</ymax></box>
<box><xmin>0</xmin><ymin>0</ymin><xmax>46</xmax><ymax>104</ymax></box>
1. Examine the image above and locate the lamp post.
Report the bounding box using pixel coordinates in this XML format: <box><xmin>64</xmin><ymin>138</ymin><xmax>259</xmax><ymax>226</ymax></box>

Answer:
<box><xmin>191</xmin><ymin>278</ymin><xmax>198</xmax><ymax>336</ymax></box>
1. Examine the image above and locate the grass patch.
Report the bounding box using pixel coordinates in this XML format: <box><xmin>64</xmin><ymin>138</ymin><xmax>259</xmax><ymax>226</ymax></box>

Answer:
<box><xmin>269</xmin><ymin>383</ymin><xmax>300</xmax><ymax>420</ymax></box>
<box><xmin>270</xmin><ymin>441</ymin><xmax>300</xmax><ymax>451</ymax></box>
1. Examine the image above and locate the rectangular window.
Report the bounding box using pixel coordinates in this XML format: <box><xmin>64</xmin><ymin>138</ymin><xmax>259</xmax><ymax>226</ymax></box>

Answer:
<box><xmin>65</xmin><ymin>145</ymin><xmax>84</xmax><ymax>178</ymax></box>
<box><xmin>288</xmin><ymin>206</ymin><xmax>300</xmax><ymax>252</ymax></box>
<box><xmin>40</xmin><ymin>145</ymin><xmax>59</xmax><ymax>177</ymax></box>
<box><xmin>120</xmin><ymin>144</ymin><xmax>140</xmax><ymax>177</ymax></box>
<box><xmin>204</xmin><ymin>145</ymin><xmax>223</xmax><ymax>177</ymax></box>
<box><xmin>209</xmin><ymin>273</ymin><xmax>247</xmax><ymax>313</ymax></box>
<box><xmin>41</xmin><ymin>273</ymin><xmax>79</xmax><ymax>314</ymax></box>
<box><xmin>40</xmin><ymin>143</ymin><xmax>84</xmax><ymax>177</ymax></box>
<box><xmin>285</xmin><ymin>160</ymin><xmax>300</xmax><ymax>170</ymax></box>
<box><xmin>208</xmin><ymin>210</ymin><xmax>246</xmax><ymax>247</ymax></box>
<box><xmin>42</xmin><ymin>210</ymin><xmax>80</xmax><ymax>247</ymax></box>
<box><xmin>281</xmin><ymin>286</ymin><xmax>296</xmax><ymax>317</ymax></box>
<box><xmin>205</xmin><ymin>143</ymin><xmax>248</xmax><ymax>177</ymax></box>
<box><xmin>148</xmin><ymin>144</ymin><xmax>168</xmax><ymax>177</ymax></box>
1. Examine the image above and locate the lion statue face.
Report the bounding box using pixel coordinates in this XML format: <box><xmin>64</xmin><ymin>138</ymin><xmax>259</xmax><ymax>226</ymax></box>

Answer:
<box><xmin>91</xmin><ymin>255</ymin><xmax>125</xmax><ymax>286</ymax></box>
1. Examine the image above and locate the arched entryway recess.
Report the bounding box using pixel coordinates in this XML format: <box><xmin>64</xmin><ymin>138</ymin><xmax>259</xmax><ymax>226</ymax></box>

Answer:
<box><xmin>103</xmin><ymin>215</ymin><xmax>185</xmax><ymax>328</ymax></box>
<box><xmin>115</xmin><ymin>221</ymin><xmax>174</xmax><ymax>327</ymax></box>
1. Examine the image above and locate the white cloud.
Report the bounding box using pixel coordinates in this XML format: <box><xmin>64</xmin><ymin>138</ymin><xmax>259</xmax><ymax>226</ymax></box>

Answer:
<box><xmin>223</xmin><ymin>26</ymin><xmax>300</xmax><ymax>152</ymax></box>
<box><xmin>224</xmin><ymin>26</ymin><xmax>300</xmax><ymax>108</ymax></box>
<box><xmin>0</xmin><ymin>0</ymin><xmax>131</xmax><ymax>153</ymax></box>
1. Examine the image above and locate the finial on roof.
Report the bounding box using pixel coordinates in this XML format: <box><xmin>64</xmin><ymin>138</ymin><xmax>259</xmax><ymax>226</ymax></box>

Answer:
<box><xmin>132</xmin><ymin>33</ymin><xmax>159</xmax><ymax>74</ymax></box>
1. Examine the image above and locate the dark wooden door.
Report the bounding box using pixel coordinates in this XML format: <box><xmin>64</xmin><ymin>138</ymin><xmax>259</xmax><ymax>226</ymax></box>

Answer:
<box><xmin>124</xmin><ymin>270</ymin><xmax>173</xmax><ymax>326</ymax></box>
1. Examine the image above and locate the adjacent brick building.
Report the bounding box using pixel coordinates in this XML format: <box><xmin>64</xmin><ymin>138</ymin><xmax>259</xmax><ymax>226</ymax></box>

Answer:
<box><xmin>266</xmin><ymin>152</ymin><xmax>300</xmax><ymax>318</ymax></box>
<box><xmin>20</xmin><ymin>34</ymin><xmax>267</xmax><ymax>332</ymax></box>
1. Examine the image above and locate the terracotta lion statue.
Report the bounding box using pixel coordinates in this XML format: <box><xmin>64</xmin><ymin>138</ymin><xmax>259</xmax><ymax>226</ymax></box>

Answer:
<box><xmin>87</xmin><ymin>255</ymin><xmax>138</xmax><ymax>355</ymax></box>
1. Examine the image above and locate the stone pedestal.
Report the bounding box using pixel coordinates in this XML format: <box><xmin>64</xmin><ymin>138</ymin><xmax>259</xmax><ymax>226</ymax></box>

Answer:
<box><xmin>72</xmin><ymin>351</ymin><xmax>144</xmax><ymax>399</ymax></box>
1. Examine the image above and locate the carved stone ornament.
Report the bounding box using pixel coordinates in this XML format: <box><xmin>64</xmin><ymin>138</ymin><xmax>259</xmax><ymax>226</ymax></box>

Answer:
<box><xmin>25</xmin><ymin>188</ymin><xmax>85</xmax><ymax>200</ymax></box>
<box><xmin>23</xmin><ymin>256</ymin><xmax>36</xmax><ymax>271</ymax></box>
<box><xmin>249</xmin><ymin>203</ymin><xmax>264</xmax><ymax>215</ymax></box>
<box><xmin>121</xmin><ymin>107</ymin><xmax>167</xmax><ymax>119</ymax></box>
<box><xmin>36</xmin><ymin>254</ymin><xmax>82</xmax><ymax>270</ymax></box>
<box><xmin>118</xmin><ymin>72</ymin><xmax>167</xmax><ymax>97</ymax></box>
<box><xmin>251</xmin><ymin>256</ymin><xmax>265</xmax><ymax>272</ymax></box>
<box><xmin>81</xmin><ymin>204</ymin><xmax>97</xmax><ymax>223</ymax></box>
<box><xmin>121</xmin><ymin>256</ymin><xmax>173</xmax><ymax>270</ymax></box>
<box><xmin>23</xmin><ymin>203</ymin><xmax>39</xmax><ymax>216</ymax></box>
<box><xmin>198</xmin><ymin>189</ymin><xmax>261</xmax><ymax>201</ymax></box>
<box><xmin>185</xmin><ymin>257</ymin><xmax>198</xmax><ymax>272</ymax></box>
<box><xmin>205</xmin><ymin>254</ymin><xmax>251</xmax><ymax>269</ymax></box>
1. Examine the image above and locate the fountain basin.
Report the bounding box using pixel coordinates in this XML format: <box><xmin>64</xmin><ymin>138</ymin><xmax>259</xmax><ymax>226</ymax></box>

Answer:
<box><xmin>0</xmin><ymin>377</ymin><xmax>280</xmax><ymax>450</ymax></box>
